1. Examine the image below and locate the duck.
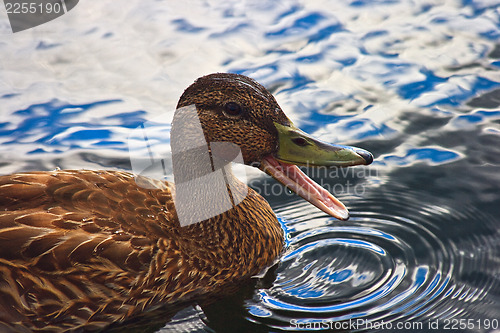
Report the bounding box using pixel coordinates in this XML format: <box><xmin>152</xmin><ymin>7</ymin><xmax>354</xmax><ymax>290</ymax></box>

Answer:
<box><xmin>0</xmin><ymin>73</ymin><xmax>373</xmax><ymax>332</ymax></box>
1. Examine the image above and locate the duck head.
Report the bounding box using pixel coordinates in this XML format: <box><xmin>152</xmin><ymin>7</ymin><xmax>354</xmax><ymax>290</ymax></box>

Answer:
<box><xmin>176</xmin><ymin>73</ymin><xmax>373</xmax><ymax>221</ymax></box>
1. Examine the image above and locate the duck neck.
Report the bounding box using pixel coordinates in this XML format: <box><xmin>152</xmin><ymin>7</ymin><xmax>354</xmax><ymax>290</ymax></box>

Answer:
<box><xmin>180</xmin><ymin>186</ymin><xmax>284</xmax><ymax>277</ymax></box>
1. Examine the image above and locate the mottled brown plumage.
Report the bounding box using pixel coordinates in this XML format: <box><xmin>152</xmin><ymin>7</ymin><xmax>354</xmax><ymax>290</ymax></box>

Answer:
<box><xmin>0</xmin><ymin>169</ymin><xmax>282</xmax><ymax>332</ymax></box>
<box><xmin>0</xmin><ymin>73</ymin><xmax>372</xmax><ymax>332</ymax></box>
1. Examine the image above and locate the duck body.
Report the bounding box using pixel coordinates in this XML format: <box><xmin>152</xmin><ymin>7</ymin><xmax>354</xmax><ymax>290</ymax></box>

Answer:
<box><xmin>0</xmin><ymin>73</ymin><xmax>372</xmax><ymax>331</ymax></box>
<box><xmin>0</xmin><ymin>169</ymin><xmax>282</xmax><ymax>331</ymax></box>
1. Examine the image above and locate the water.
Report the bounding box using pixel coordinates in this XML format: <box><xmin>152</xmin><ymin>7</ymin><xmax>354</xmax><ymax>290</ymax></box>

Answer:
<box><xmin>1</xmin><ymin>0</ymin><xmax>500</xmax><ymax>332</ymax></box>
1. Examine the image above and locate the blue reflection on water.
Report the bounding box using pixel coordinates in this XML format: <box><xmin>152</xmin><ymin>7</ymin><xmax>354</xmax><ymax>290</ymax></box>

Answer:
<box><xmin>308</xmin><ymin>24</ymin><xmax>344</xmax><ymax>43</ymax></box>
<box><xmin>383</xmin><ymin>147</ymin><xmax>461</xmax><ymax>166</ymax></box>
<box><xmin>453</xmin><ymin>110</ymin><xmax>500</xmax><ymax>128</ymax></box>
<box><xmin>266</xmin><ymin>12</ymin><xmax>329</xmax><ymax>38</ymax></box>
<box><xmin>171</xmin><ymin>18</ymin><xmax>205</xmax><ymax>33</ymax></box>
<box><xmin>431</xmin><ymin>77</ymin><xmax>500</xmax><ymax>106</ymax></box>
<box><xmin>247</xmin><ymin>305</ymin><xmax>272</xmax><ymax>318</ymax></box>
<box><xmin>350</xmin><ymin>0</ymin><xmax>400</xmax><ymax>7</ymax></box>
<box><xmin>316</xmin><ymin>268</ymin><xmax>352</xmax><ymax>283</ymax></box>
<box><xmin>259</xmin><ymin>272</ymin><xmax>402</xmax><ymax>313</ymax></box>
<box><xmin>397</xmin><ymin>68</ymin><xmax>446</xmax><ymax>100</ymax></box>
<box><xmin>288</xmin><ymin>226</ymin><xmax>397</xmax><ymax>242</ymax></box>
<box><xmin>278</xmin><ymin>216</ymin><xmax>293</xmax><ymax>248</ymax></box>
<box><xmin>1</xmin><ymin>99</ymin><xmax>147</xmax><ymax>153</ymax></box>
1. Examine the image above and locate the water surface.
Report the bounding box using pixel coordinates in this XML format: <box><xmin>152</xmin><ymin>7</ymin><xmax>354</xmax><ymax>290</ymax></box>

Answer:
<box><xmin>1</xmin><ymin>0</ymin><xmax>499</xmax><ymax>332</ymax></box>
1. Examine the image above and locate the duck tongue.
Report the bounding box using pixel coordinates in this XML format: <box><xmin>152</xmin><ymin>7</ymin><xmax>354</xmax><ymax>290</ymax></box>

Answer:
<box><xmin>260</xmin><ymin>155</ymin><xmax>349</xmax><ymax>220</ymax></box>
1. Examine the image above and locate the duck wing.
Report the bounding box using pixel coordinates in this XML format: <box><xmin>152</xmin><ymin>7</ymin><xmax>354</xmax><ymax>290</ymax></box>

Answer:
<box><xmin>0</xmin><ymin>170</ymin><xmax>180</xmax><ymax>330</ymax></box>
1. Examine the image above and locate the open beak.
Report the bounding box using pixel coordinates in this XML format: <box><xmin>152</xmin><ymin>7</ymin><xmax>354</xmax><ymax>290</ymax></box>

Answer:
<box><xmin>260</xmin><ymin>122</ymin><xmax>373</xmax><ymax>221</ymax></box>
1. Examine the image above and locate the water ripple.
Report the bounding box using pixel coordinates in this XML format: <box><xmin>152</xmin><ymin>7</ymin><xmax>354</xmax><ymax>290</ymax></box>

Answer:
<box><xmin>243</xmin><ymin>190</ymin><xmax>499</xmax><ymax>331</ymax></box>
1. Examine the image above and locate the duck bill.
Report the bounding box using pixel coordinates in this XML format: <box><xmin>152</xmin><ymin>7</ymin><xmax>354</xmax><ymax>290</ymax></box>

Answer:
<box><xmin>259</xmin><ymin>122</ymin><xmax>373</xmax><ymax>221</ymax></box>
<box><xmin>273</xmin><ymin>122</ymin><xmax>373</xmax><ymax>167</ymax></box>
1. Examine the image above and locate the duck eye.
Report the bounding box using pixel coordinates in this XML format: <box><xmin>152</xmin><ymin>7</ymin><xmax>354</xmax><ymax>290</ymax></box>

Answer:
<box><xmin>223</xmin><ymin>102</ymin><xmax>243</xmax><ymax>117</ymax></box>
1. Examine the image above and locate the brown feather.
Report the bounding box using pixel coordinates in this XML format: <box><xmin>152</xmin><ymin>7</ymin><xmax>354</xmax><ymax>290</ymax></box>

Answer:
<box><xmin>0</xmin><ymin>170</ymin><xmax>283</xmax><ymax>331</ymax></box>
